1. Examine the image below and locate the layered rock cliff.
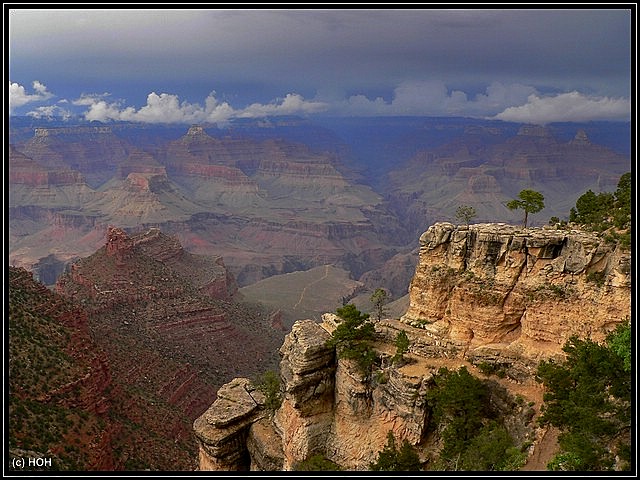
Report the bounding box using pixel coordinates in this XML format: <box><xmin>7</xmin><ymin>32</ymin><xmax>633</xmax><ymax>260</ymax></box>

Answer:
<box><xmin>52</xmin><ymin>226</ymin><xmax>285</xmax><ymax>470</ymax></box>
<box><xmin>9</xmin><ymin>124</ymin><xmax>407</xmax><ymax>290</ymax></box>
<box><xmin>193</xmin><ymin>223</ymin><xmax>630</xmax><ymax>471</ymax></box>
<box><xmin>400</xmin><ymin>222</ymin><xmax>630</xmax><ymax>372</ymax></box>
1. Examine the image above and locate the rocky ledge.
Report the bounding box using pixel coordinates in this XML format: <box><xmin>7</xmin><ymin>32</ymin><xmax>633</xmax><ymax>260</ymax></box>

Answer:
<box><xmin>400</xmin><ymin>222</ymin><xmax>630</xmax><ymax>366</ymax></box>
<box><xmin>192</xmin><ymin>223</ymin><xmax>630</xmax><ymax>471</ymax></box>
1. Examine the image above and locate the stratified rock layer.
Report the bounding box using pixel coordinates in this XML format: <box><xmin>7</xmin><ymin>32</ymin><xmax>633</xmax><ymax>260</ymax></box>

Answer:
<box><xmin>194</xmin><ymin>223</ymin><xmax>630</xmax><ymax>471</ymax></box>
<box><xmin>401</xmin><ymin>223</ymin><xmax>630</xmax><ymax>366</ymax></box>
<box><xmin>193</xmin><ymin>378</ymin><xmax>265</xmax><ymax>471</ymax></box>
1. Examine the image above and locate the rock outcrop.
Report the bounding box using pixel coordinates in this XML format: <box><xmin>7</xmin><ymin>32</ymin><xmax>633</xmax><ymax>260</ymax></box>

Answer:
<box><xmin>8</xmin><ymin>267</ymin><xmax>117</xmax><ymax>470</ymax></box>
<box><xmin>193</xmin><ymin>223</ymin><xmax>630</xmax><ymax>471</ymax></box>
<box><xmin>195</xmin><ymin>314</ymin><xmax>536</xmax><ymax>471</ymax></box>
<box><xmin>193</xmin><ymin>378</ymin><xmax>266</xmax><ymax>470</ymax></box>
<box><xmin>400</xmin><ymin>223</ymin><xmax>630</xmax><ymax>371</ymax></box>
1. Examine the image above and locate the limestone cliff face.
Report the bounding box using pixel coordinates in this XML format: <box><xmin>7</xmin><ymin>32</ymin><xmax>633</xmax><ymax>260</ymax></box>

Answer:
<box><xmin>193</xmin><ymin>223</ymin><xmax>630</xmax><ymax>471</ymax></box>
<box><xmin>401</xmin><ymin>222</ymin><xmax>630</xmax><ymax>366</ymax></box>
<box><xmin>194</xmin><ymin>317</ymin><xmax>441</xmax><ymax>471</ymax></box>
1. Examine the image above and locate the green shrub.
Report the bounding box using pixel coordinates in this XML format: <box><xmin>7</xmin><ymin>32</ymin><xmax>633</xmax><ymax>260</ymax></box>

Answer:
<box><xmin>426</xmin><ymin>367</ymin><xmax>490</xmax><ymax>460</ymax></box>
<box><xmin>392</xmin><ymin>330</ymin><xmax>410</xmax><ymax>364</ymax></box>
<box><xmin>326</xmin><ymin>304</ymin><xmax>377</xmax><ymax>374</ymax></box>
<box><xmin>536</xmin><ymin>332</ymin><xmax>631</xmax><ymax>471</ymax></box>
<box><xmin>586</xmin><ymin>271</ymin><xmax>606</xmax><ymax>286</ymax></box>
<box><xmin>425</xmin><ymin>366</ymin><xmax>528</xmax><ymax>471</ymax></box>
<box><xmin>370</xmin><ymin>431</ymin><xmax>422</xmax><ymax>471</ymax></box>
<box><xmin>458</xmin><ymin>422</ymin><xmax>517</xmax><ymax>471</ymax></box>
<box><xmin>294</xmin><ymin>454</ymin><xmax>342</xmax><ymax>471</ymax></box>
<box><xmin>256</xmin><ymin>370</ymin><xmax>282</xmax><ymax>415</ymax></box>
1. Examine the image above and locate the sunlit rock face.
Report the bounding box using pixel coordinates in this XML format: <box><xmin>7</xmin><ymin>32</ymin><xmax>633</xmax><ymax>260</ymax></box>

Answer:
<box><xmin>401</xmin><ymin>222</ymin><xmax>631</xmax><ymax>365</ymax></box>
<box><xmin>195</xmin><ymin>318</ymin><xmax>439</xmax><ymax>471</ymax></box>
<box><xmin>193</xmin><ymin>378</ymin><xmax>266</xmax><ymax>471</ymax></box>
<box><xmin>193</xmin><ymin>223</ymin><xmax>630</xmax><ymax>471</ymax></box>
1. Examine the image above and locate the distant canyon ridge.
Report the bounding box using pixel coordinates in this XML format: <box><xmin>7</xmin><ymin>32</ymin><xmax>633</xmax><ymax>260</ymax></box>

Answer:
<box><xmin>9</xmin><ymin>116</ymin><xmax>630</xmax><ymax>321</ymax></box>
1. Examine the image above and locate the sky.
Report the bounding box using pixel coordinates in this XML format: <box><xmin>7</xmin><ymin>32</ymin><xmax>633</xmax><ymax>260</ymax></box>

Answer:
<box><xmin>6</xmin><ymin>7</ymin><xmax>633</xmax><ymax>125</ymax></box>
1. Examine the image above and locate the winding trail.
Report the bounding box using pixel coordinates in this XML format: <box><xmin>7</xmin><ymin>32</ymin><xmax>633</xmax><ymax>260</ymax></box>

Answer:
<box><xmin>293</xmin><ymin>265</ymin><xmax>329</xmax><ymax>310</ymax></box>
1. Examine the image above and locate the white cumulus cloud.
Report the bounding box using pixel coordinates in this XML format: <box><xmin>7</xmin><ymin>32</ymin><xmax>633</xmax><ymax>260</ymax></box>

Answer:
<box><xmin>26</xmin><ymin>105</ymin><xmax>73</xmax><ymax>121</ymax></box>
<box><xmin>8</xmin><ymin>80</ymin><xmax>54</xmax><ymax>112</ymax></box>
<box><xmin>493</xmin><ymin>91</ymin><xmax>631</xmax><ymax>124</ymax></box>
<box><xmin>71</xmin><ymin>91</ymin><xmax>327</xmax><ymax>125</ymax></box>
<box><xmin>238</xmin><ymin>93</ymin><xmax>327</xmax><ymax>118</ymax></box>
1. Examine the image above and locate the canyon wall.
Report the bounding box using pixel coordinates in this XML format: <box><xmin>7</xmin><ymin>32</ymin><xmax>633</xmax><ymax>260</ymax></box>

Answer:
<box><xmin>401</xmin><ymin>223</ymin><xmax>630</xmax><ymax>370</ymax></box>
<box><xmin>193</xmin><ymin>223</ymin><xmax>630</xmax><ymax>471</ymax></box>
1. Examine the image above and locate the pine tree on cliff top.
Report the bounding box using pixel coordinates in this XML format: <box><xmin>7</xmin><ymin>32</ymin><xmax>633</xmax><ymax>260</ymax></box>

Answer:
<box><xmin>506</xmin><ymin>189</ymin><xmax>545</xmax><ymax>227</ymax></box>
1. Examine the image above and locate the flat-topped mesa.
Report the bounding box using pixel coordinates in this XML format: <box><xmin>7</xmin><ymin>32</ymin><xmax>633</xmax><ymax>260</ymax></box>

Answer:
<box><xmin>22</xmin><ymin>125</ymin><xmax>133</xmax><ymax>187</ymax></box>
<box><xmin>33</xmin><ymin>126</ymin><xmax>113</xmax><ymax>138</ymax></box>
<box><xmin>9</xmin><ymin>145</ymin><xmax>87</xmax><ymax>187</ymax></box>
<box><xmin>117</xmin><ymin>151</ymin><xmax>166</xmax><ymax>179</ymax></box>
<box><xmin>400</xmin><ymin>222</ymin><xmax>631</xmax><ymax>365</ymax></box>
<box><xmin>516</xmin><ymin>124</ymin><xmax>553</xmax><ymax>137</ymax></box>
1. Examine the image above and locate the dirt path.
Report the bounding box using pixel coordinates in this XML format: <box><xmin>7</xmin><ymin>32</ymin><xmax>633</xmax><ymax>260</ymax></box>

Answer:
<box><xmin>521</xmin><ymin>426</ymin><xmax>560</xmax><ymax>471</ymax></box>
<box><xmin>293</xmin><ymin>265</ymin><xmax>329</xmax><ymax>310</ymax></box>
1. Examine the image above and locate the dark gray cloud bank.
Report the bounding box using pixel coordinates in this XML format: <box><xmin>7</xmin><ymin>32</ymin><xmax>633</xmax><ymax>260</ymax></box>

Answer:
<box><xmin>8</xmin><ymin>8</ymin><xmax>632</xmax><ymax>125</ymax></box>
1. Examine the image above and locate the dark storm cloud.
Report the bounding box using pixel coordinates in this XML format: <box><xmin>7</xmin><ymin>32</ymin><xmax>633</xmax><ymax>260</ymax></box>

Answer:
<box><xmin>7</xmin><ymin>8</ymin><xmax>632</xmax><ymax>124</ymax></box>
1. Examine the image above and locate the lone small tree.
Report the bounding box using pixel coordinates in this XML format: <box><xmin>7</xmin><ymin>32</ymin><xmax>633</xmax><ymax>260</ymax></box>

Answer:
<box><xmin>257</xmin><ymin>370</ymin><xmax>282</xmax><ymax>416</ymax></box>
<box><xmin>326</xmin><ymin>304</ymin><xmax>376</xmax><ymax>374</ymax></box>
<box><xmin>370</xmin><ymin>288</ymin><xmax>388</xmax><ymax>321</ymax></box>
<box><xmin>506</xmin><ymin>189</ymin><xmax>545</xmax><ymax>227</ymax></box>
<box><xmin>392</xmin><ymin>330</ymin><xmax>410</xmax><ymax>365</ymax></box>
<box><xmin>455</xmin><ymin>205</ymin><xmax>477</xmax><ymax>226</ymax></box>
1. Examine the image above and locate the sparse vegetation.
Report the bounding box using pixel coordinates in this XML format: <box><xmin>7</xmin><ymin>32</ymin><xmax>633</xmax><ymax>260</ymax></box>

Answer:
<box><xmin>369</xmin><ymin>431</ymin><xmax>422</xmax><ymax>471</ymax></box>
<box><xmin>476</xmin><ymin>361</ymin><xmax>507</xmax><ymax>379</ymax></box>
<box><xmin>425</xmin><ymin>366</ymin><xmax>527</xmax><ymax>471</ymax></box>
<box><xmin>570</xmin><ymin>190</ymin><xmax>614</xmax><ymax>229</ymax></box>
<box><xmin>526</xmin><ymin>282</ymin><xmax>575</xmax><ymax>301</ymax></box>
<box><xmin>536</xmin><ymin>323</ymin><xmax>631</xmax><ymax>471</ymax></box>
<box><xmin>326</xmin><ymin>304</ymin><xmax>377</xmax><ymax>374</ymax></box>
<box><xmin>606</xmin><ymin>320</ymin><xmax>631</xmax><ymax>373</ymax></box>
<box><xmin>569</xmin><ymin>172</ymin><xmax>631</xmax><ymax>248</ymax></box>
<box><xmin>428</xmin><ymin>265</ymin><xmax>459</xmax><ymax>290</ymax></box>
<box><xmin>467</xmin><ymin>277</ymin><xmax>502</xmax><ymax>305</ymax></box>
<box><xmin>19</xmin><ymin>227</ymin><xmax>286</xmax><ymax>471</ymax></box>
<box><xmin>370</xmin><ymin>288</ymin><xmax>389</xmax><ymax>321</ymax></box>
<box><xmin>392</xmin><ymin>330</ymin><xmax>410</xmax><ymax>365</ymax></box>
<box><xmin>294</xmin><ymin>454</ymin><xmax>342</xmax><ymax>471</ymax></box>
<box><xmin>586</xmin><ymin>270</ymin><xmax>606</xmax><ymax>287</ymax></box>
<box><xmin>256</xmin><ymin>370</ymin><xmax>282</xmax><ymax>416</ymax></box>
<box><xmin>8</xmin><ymin>267</ymin><xmax>104</xmax><ymax>470</ymax></box>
